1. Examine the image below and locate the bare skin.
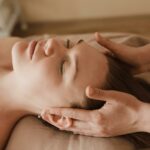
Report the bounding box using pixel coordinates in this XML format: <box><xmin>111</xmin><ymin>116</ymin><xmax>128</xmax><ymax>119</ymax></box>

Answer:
<box><xmin>1</xmin><ymin>34</ymin><xmax>150</xmax><ymax>149</ymax></box>
<box><xmin>95</xmin><ymin>32</ymin><xmax>150</xmax><ymax>74</ymax></box>
<box><xmin>0</xmin><ymin>36</ymin><xmax>108</xmax><ymax>149</ymax></box>
<box><xmin>0</xmin><ymin>37</ymin><xmax>36</xmax><ymax>149</ymax></box>
<box><xmin>46</xmin><ymin>86</ymin><xmax>150</xmax><ymax>136</ymax></box>
<box><xmin>46</xmin><ymin>33</ymin><xmax>150</xmax><ymax>137</ymax></box>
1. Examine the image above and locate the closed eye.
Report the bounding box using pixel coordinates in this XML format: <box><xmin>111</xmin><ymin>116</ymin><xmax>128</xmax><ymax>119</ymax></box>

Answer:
<box><xmin>64</xmin><ymin>39</ymin><xmax>83</xmax><ymax>49</ymax></box>
<box><xmin>66</xmin><ymin>39</ymin><xmax>70</xmax><ymax>48</ymax></box>
<box><xmin>60</xmin><ymin>56</ymin><xmax>70</xmax><ymax>75</ymax></box>
<box><xmin>60</xmin><ymin>59</ymin><xmax>65</xmax><ymax>74</ymax></box>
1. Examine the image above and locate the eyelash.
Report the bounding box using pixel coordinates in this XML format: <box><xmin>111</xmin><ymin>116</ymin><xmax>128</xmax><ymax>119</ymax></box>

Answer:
<box><xmin>60</xmin><ymin>39</ymin><xmax>70</xmax><ymax>75</ymax></box>
<box><xmin>60</xmin><ymin>59</ymin><xmax>66</xmax><ymax>74</ymax></box>
<box><xmin>60</xmin><ymin>56</ymin><xmax>70</xmax><ymax>75</ymax></box>
<box><xmin>60</xmin><ymin>39</ymin><xmax>82</xmax><ymax>75</ymax></box>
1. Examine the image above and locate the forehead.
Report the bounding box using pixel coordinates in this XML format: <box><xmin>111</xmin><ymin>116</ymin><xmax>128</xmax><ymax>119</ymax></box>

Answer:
<box><xmin>63</xmin><ymin>42</ymin><xmax>109</xmax><ymax>104</ymax></box>
<box><xmin>76</xmin><ymin>43</ymin><xmax>108</xmax><ymax>82</ymax></box>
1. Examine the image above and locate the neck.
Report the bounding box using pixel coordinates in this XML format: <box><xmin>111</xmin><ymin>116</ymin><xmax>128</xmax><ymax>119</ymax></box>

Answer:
<box><xmin>0</xmin><ymin>68</ymin><xmax>41</xmax><ymax>149</ymax></box>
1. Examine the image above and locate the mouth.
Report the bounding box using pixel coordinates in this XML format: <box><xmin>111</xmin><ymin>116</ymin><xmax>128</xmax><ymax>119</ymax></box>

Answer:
<box><xmin>28</xmin><ymin>41</ymin><xmax>38</xmax><ymax>59</ymax></box>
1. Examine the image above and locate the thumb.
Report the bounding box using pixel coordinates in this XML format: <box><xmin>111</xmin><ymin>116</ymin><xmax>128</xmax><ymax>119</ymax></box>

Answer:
<box><xmin>85</xmin><ymin>86</ymin><xmax>118</xmax><ymax>102</ymax></box>
<box><xmin>132</xmin><ymin>64</ymin><xmax>150</xmax><ymax>75</ymax></box>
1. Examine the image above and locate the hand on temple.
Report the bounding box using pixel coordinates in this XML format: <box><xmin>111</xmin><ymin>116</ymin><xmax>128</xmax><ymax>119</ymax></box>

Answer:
<box><xmin>43</xmin><ymin>86</ymin><xmax>150</xmax><ymax>137</ymax></box>
<box><xmin>95</xmin><ymin>32</ymin><xmax>150</xmax><ymax>74</ymax></box>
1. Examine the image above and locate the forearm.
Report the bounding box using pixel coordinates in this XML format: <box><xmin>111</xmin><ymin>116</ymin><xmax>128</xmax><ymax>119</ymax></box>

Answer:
<box><xmin>138</xmin><ymin>102</ymin><xmax>150</xmax><ymax>133</ymax></box>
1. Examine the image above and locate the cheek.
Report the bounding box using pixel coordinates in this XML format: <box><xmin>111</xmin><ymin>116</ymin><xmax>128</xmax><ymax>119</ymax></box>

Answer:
<box><xmin>46</xmin><ymin>87</ymin><xmax>72</xmax><ymax>107</ymax></box>
<box><xmin>12</xmin><ymin>41</ymin><xmax>28</xmax><ymax>70</ymax></box>
<box><xmin>30</xmin><ymin>64</ymin><xmax>62</xmax><ymax>99</ymax></box>
<box><xmin>61</xmin><ymin>85</ymin><xmax>84</xmax><ymax>107</ymax></box>
<box><xmin>37</xmin><ymin>61</ymin><xmax>61</xmax><ymax>85</ymax></box>
<box><xmin>54</xmin><ymin>86</ymin><xmax>76</xmax><ymax>107</ymax></box>
<box><xmin>44</xmin><ymin>82</ymin><xmax>84</xmax><ymax>108</ymax></box>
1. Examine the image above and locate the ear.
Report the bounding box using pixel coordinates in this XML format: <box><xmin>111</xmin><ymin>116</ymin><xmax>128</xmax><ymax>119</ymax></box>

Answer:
<box><xmin>41</xmin><ymin>109</ymin><xmax>73</xmax><ymax>129</ymax></box>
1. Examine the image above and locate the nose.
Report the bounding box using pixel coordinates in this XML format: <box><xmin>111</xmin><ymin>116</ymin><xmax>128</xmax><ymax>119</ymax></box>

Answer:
<box><xmin>44</xmin><ymin>38</ymin><xmax>58</xmax><ymax>56</ymax></box>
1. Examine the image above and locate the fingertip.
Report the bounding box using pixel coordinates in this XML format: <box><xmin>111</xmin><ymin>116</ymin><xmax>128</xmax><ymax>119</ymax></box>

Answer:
<box><xmin>95</xmin><ymin>33</ymin><xmax>106</xmax><ymax>45</ymax></box>
<box><xmin>85</xmin><ymin>87</ymin><xmax>107</xmax><ymax>102</ymax></box>
<box><xmin>86</xmin><ymin>86</ymin><xmax>101</xmax><ymax>97</ymax></box>
<box><xmin>95</xmin><ymin>32</ymin><xmax>100</xmax><ymax>40</ymax></box>
<box><xmin>90</xmin><ymin>87</ymin><xmax>104</xmax><ymax>95</ymax></box>
<box><xmin>85</xmin><ymin>86</ymin><xmax>94</xmax><ymax>97</ymax></box>
<box><xmin>95</xmin><ymin>32</ymin><xmax>99</xmax><ymax>36</ymax></box>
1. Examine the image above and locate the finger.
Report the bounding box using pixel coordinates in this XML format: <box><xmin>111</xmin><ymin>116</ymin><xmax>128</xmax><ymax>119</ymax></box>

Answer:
<box><xmin>95</xmin><ymin>33</ymin><xmax>143</xmax><ymax>67</ymax></box>
<box><xmin>64</xmin><ymin>123</ymin><xmax>92</xmax><ymax>136</ymax></box>
<box><xmin>66</xmin><ymin>127</ymin><xmax>102</xmax><ymax>137</ymax></box>
<box><xmin>63</xmin><ymin>119</ymin><xmax>91</xmax><ymax>132</ymax></box>
<box><xmin>132</xmin><ymin>64</ymin><xmax>150</xmax><ymax>74</ymax></box>
<box><xmin>66</xmin><ymin>128</ymin><xmax>91</xmax><ymax>136</ymax></box>
<box><xmin>57</xmin><ymin>119</ymin><xmax>91</xmax><ymax>135</ymax></box>
<box><xmin>69</xmin><ymin>129</ymin><xmax>92</xmax><ymax>136</ymax></box>
<box><xmin>95</xmin><ymin>33</ymin><xmax>140</xmax><ymax>67</ymax></box>
<box><xmin>86</xmin><ymin>86</ymin><xmax>121</xmax><ymax>103</ymax></box>
<box><xmin>48</xmin><ymin>107</ymin><xmax>91</xmax><ymax>121</ymax></box>
<box><xmin>95</xmin><ymin>32</ymin><xmax>128</xmax><ymax>56</ymax></box>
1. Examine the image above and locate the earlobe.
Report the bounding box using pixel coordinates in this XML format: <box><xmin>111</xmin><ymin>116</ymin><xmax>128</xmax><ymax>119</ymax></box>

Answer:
<box><xmin>41</xmin><ymin>109</ymin><xmax>73</xmax><ymax>129</ymax></box>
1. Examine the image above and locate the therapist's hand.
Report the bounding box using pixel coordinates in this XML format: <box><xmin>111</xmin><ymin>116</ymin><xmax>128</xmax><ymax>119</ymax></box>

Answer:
<box><xmin>47</xmin><ymin>86</ymin><xmax>145</xmax><ymax>137</ymax></box>
<box><xmin>95</xmin><ymin>32</ymin><xmax>150</xmax><ymax>74</ymax></box>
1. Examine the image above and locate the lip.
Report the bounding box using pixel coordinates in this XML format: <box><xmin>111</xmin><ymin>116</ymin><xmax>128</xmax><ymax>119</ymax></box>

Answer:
<box><xmin>28</xmin><ymin>41</ymin><xmax>38</xmax><ymax>59</ymax></box>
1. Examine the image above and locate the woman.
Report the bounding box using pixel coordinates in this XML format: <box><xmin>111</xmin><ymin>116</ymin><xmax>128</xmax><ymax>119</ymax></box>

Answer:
<box><xmin>0</xmin><ymin>35</ymin><xmax>149</xmax><ymax>149</ymax></box>
<box><xmin>0</xmin><ymin>36</ymin><xmax>108</xmax><ymax>149</ymax></box>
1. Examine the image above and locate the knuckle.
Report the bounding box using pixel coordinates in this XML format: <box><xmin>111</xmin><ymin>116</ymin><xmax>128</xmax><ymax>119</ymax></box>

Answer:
<box><xmin>93</xmin><ymin>112</ymin><xmax>103</xmax><ymax>124</ymax></box>
<box><xmin>93</xmin><ymin>89</ymin><xmax>104</xmax><ymax>97</ymax></box>
<box><xmin>95</xmin><ymin>89</ymin><xmax>102</xmax><ymax>96</ymax></box>
<box><xmin>95</xmin><ymin>90</ymin><xmax>106</xmax><ymax>100</ymax></box>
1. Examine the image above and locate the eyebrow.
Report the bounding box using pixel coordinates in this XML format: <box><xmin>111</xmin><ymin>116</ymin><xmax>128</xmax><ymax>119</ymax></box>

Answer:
<box><xmin>77</xmin><ymin>39</ymin><xmax>84</xmax><ymax>44</ymax></box>
<box><xmin>67</xmin><ymin>39</ymin><xmax>84</xmax><ymax>48</ymax></box>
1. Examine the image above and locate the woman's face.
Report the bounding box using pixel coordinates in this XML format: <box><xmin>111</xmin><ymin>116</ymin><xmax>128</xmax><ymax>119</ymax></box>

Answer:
<box><xmin>11</xmin><ymin>38</ymin><xmax>108</xmax><ymax>108</ymax></box>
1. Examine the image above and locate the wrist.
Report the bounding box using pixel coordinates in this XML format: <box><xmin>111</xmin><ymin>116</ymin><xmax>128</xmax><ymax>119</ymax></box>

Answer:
<box><xmin>137</xmin><ymin>102</ymin><xmax>150</xmax><ymax>133</ymax></box>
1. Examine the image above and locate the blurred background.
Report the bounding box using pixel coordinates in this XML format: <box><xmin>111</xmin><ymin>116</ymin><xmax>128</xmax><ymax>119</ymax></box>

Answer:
<box><xmin>0</xmin><ymin>0</ymin><xmax>150</xmax><ymax>37</ymax></box>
